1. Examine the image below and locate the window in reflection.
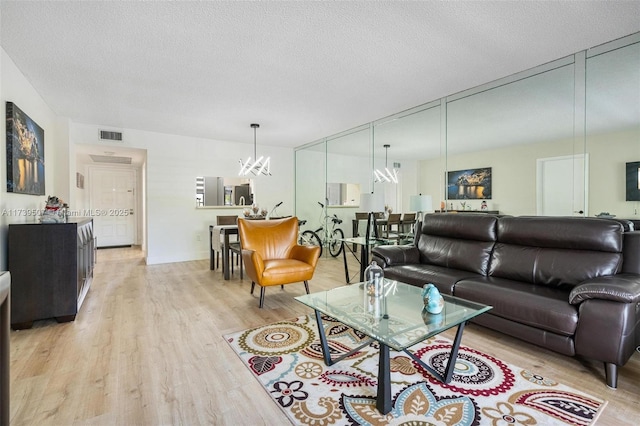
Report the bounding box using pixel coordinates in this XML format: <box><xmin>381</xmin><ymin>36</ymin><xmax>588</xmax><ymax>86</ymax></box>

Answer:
<box><xmin>327</xmin><ymin>183</ymin><xmax>361</xmax><ymax>206</ymax></box>
<box><xmin>195</xmin><ymin>176</ymin><xmax>253</xmax><ymax>207</ymax></box>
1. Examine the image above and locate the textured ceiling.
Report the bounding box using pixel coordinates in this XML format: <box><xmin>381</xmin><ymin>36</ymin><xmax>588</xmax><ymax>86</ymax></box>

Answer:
<box><xmin>1</xmin><ymin>1</ymin><xmax>639</xmax><ymax>153</ymax></box>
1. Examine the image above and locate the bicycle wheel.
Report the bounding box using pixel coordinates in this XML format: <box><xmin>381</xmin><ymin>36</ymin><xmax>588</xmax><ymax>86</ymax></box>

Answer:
<box><xmin>300</xmin><ymin>230</ymin><xmax>323</xmax><ymax>257</ymax></box>
<box><xmin>329</xmin><ymin>228</ymin><xmax>344</xmax><ymax>257</ymax></box>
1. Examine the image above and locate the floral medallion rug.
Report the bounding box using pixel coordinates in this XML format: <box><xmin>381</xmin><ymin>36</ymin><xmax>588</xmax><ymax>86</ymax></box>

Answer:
<box><xmin>224</xmin><ymin>314</ymin><xmax>606</xmax><ymax>425</ymax></box>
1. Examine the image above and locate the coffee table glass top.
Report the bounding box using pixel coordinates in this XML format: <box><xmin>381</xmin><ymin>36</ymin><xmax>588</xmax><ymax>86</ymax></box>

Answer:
<box><xmin>295</xmin><ymin>280</ymin><xmax>491</xmax><ymax>351</ymax></box>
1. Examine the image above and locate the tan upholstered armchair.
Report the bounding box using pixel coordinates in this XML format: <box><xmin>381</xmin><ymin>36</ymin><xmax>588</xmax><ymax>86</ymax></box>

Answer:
<box><xmin>238</xmin><ymin>217</ymin><xmax>321</xmax><ymax>308</ymax></box>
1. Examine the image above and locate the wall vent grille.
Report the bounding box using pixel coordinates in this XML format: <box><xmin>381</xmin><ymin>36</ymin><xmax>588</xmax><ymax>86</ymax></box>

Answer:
<box><xmin>89</xmin><ymin>154</ymin><xmax>132</xmax><ymax>164</ymax></box>
<box><xmin>99</xmin><ymin>130</ymin><xmax>123</xmax><ymax>141</ymax></box>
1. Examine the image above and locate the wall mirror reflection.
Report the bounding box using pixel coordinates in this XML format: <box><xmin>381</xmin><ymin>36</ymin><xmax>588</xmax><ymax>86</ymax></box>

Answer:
<box><xmin>195</xmin><ymin>176</ymin><xmax>254</xmax><ymax>207</ymax></box>
<box><xmin>373</xmin><ymin>104</ymin><xmax>441</xmax><ymax>212</ymax></box>
<box><xmin>295</xmin><ymin>33</ymin><xmax>640</xmax><ymax>221</ymax></box>
<box><xmin>586</xmin><ymin>39</ymin><xmax>640</xmax><ymax>217</ymax></box>
<box><xmin>327</xmin><ymin>183</ymin><xmax>361</xmax><ymax>206</ymax></box>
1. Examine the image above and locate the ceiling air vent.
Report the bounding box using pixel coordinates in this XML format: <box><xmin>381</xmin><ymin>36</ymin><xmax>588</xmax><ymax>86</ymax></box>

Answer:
<box><xmin>89</xmin><ymin>154</ymin><xmax>132</xmax><ymax>165</ymax></box>
<box><xmin>99</xmin><ymin>130</ymin><xmax>123</xmax><ymax>142</ymax></box>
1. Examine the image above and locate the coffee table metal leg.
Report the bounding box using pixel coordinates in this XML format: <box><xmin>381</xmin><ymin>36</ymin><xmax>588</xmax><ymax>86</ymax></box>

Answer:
<box><xmin>404</xmin><ymin>321</ymin><xmax>468</xmax><ymax>384</ymax></box>
<box><xmin>315</xmin><ymin>310</ymin><xmax>333</xmax><ymax>366</ymax></box>
<box><xmin>313</xmin><ymin>310</ymin><xmax>375</xmax><ymax>366</ymax></box>
<box><xmin>376</xmin><ymin>343</ymin><xmax>392</xmax><ymax>414</ymax></box>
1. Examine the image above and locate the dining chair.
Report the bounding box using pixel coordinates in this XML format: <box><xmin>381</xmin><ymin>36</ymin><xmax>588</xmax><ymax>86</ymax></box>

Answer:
<box><xmin>215</xmin><ymin>215</ymin><xmax>242</xmax><ymax>277</ymax></box>
<box><xmin>354</xmin><ymin>212</ymin><xmax>369</xmax><ymax>239</ymax></box>
<box><xmin>238</xmin><ymin>217</ymin><xmax>321</xmax><ymax>308</ymax></box>
<box><xmin>400</xmin><ymin>212</ymin><xmax>416</xmax><ymax>234</ymax></box>
<box><xmin>384</xmin><ymin>213</ymin><xmax>402</xmax><ymax>239</ymax></box>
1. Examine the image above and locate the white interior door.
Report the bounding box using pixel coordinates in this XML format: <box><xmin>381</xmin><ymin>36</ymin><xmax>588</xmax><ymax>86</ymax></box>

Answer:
<box><xmin>537</xmin><ymin>154</ymin><xmax>588</xmax><ymax>216</ymax></box>
<box><xmin>90</xmin><ymin>167</ymin><xmax>136</xmax><ymax>247</ymax></box>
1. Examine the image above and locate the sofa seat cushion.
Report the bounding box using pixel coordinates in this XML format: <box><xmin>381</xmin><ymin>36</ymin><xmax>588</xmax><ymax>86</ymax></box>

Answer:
<box><xmin>384</xmin><ymin>265</ymin><xmax>481</xmax><ymax>295</ymax></box>
<box><xmin>454</xmin><ymin>277</ymin><xmax>578</xmax><ymax>336</ymax></box>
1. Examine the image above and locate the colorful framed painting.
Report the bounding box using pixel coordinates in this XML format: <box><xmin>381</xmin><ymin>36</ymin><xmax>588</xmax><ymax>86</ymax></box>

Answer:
<box><xmin>6</xmin><ymin>102</ymin><xmax>45</xmax><ymax>195</ymax></box>
<box><xmin>447</xmin><ymin>167</ymin><xmax>492</xmax><ymax>200</ymax></box>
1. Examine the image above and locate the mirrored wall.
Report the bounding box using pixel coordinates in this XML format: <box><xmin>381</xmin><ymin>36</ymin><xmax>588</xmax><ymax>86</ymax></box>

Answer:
<box><xmin>295</xmin><ymin>32</ymin><xmax>640</xmax><ymax>228</ymax></box>
<box><xmin>586</xmin><ymin>39</ymin><xmax>640</xmax><ymax>218</ymax></box>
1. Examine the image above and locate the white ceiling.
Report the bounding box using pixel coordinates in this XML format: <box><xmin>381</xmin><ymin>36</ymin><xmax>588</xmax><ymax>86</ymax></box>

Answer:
<box><xmin>1</xmin><ymin>1</ymin><xmax>639</xmax><ymax>155</ymax></box>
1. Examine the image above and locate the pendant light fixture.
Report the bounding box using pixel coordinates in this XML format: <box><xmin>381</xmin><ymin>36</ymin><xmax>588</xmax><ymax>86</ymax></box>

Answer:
<box><xmin>374</xmin><ymin>144</ymin><xmax>398</xmax><ymax>184</ymax></box>
<box><xmin>239</xmin><ymin>123</ymin><xmax>271</xmax><ymax>176</ymax></box>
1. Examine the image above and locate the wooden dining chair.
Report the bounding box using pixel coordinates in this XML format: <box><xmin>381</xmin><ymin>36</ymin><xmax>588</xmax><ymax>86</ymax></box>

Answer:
<box><xmin>215</xmin><ymin>215</ymin><xmax>242</xmax><ymax>277</ymax></box>
<box><xmin>354</xmin><ymin>212</ymin><xmax>369</xmax><ymax>239</ymax></box>
<box><xmin>384</xmin><ymin>213</ymin><xmax>402</xmax><ymax>239</ymax></box>
<box><xmin>401</xmin><ymin>212</ymin><xmax>416</xmax><ymax>234</ymax></box>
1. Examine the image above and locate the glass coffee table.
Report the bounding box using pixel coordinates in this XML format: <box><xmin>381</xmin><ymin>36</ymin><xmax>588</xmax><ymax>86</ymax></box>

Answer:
<box><xmin>295</xmin><ymin>279</ymin><xmax>492</xmax><ymax>414</ymax></box>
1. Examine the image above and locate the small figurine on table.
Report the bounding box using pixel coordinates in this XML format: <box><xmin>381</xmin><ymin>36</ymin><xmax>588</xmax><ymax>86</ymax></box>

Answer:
<box><xmin>41</xmin><ymin>195</ymin><xmax>68</xmax><ymax>223</ymax></box>
<box><xmin>481</xmin><ymin>201</ymin><xmax>488</xmax><ymax>211</ymax></box>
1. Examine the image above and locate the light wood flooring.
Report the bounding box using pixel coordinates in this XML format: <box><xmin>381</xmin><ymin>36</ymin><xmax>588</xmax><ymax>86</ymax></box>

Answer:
<box><xmin>7</xmin><ymin>246</ymin><xmax>640</xmax><ymax>425</ymax></box>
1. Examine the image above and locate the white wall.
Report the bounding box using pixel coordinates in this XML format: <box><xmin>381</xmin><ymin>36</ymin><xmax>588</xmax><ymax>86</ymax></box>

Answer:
<box><xmin>1</xmin><ymin>46</ymin><xmax>296</xmax><ymax>267</ymax></box>
<box><xmin>69</xmin><ymin>123</ymin><xmax>295</xmax><ymax>264</ymax></box>
<box><xmin>0</xmin><ymin>48</ymin><xmax>70</xmax><ymax>270</ymax></box>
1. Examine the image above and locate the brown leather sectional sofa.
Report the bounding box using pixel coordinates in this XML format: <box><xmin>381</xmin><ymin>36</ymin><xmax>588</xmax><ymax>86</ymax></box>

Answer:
<box><xmin>371</xmin><ymin>213</ymin><xmax>640</xmax><ymax>388</ymax></box>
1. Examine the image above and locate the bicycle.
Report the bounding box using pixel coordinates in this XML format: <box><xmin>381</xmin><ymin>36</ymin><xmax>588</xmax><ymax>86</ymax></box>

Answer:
<box><xmin>311</xmin><ymin>201</ymin><xmax>345</xmax><ymax>257</ymax></box>
<box><xmin>297</xmin><ymin>219</ymin><xmax>323</xmax><ymax>255</ymax></box>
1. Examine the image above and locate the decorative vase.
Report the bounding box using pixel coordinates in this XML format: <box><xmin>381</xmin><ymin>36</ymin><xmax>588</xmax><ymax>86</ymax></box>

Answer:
<box><xmin>364</xmin><ymin>261</ymin><xmax>384</xmax><ymax>317</ymax></box>
<box><xmin>422</xmin><ymin>283</ymin><xmax>444</xmax><ymax>314</ymax></box>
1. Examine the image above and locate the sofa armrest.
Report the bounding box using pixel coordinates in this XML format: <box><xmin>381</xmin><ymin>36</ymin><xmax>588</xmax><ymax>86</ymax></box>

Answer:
<box><xmin>371</xmin><ymin>245</ymin><xmax>420</xmax><ymax>268</ymax></box>
<box><xmin>569</xmin><ymin>274</ymin><xmax>640</xmax><ymax>304</ymax></box>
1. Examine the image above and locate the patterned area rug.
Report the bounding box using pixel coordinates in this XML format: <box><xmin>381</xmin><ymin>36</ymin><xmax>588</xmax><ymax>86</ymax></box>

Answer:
<box><xmin>224</xmin><ymin>314</ymin><xmax>606</xmax><ymax>425</ymax></box>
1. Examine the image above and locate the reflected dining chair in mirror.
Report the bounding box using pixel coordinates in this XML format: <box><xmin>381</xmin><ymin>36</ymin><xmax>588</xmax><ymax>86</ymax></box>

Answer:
<box><xmin>215</xmin><ymin>215</ymin><xmax>243</xmax><ymax>278</ymax></box>
<box><xmin>238</xmin><ymin>217</ymin><xmax>321</xmax><ymax>308</ymax></box>
<box><xmin>400</xmin><ymin>212</ymin><xmax>416</xmax><ymax>234</ymax></box>
<box><xmin>353</xmin><ymin>212</ymin><xmax>369</xmax><ymax>239</ymax></box>
<box><xmin>384</xmin><ymin>213</ymin><xmax>402</xmax><ymax>240</ymax></box>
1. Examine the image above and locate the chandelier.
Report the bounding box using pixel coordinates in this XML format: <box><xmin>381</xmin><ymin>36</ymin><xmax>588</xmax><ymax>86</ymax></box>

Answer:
<box><xmin>374</xmin><ymin>144</ymin><xmax>398</xmax><ymax>184</ymax></box>
<box><xmin>239</xmin><ymin>123</ymin><xmax>271</xmax><ymax>176</ymax></box>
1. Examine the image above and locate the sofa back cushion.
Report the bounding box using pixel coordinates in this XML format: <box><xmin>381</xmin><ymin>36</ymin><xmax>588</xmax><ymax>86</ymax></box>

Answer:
<box><xmin>417</xmin><ymin>213</ymin><xmax>498</xmax><ymax>275</ymax></box>
<box><xmin>491</xmin><ymin>217</ymin><xmax>624</xmax><ymax>286</ymax></box>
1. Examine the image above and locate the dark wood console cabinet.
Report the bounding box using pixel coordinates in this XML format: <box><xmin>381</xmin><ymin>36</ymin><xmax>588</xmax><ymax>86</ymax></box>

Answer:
<box><xmin>8</xmin><ymin>218</ymin><xmax>95</xmax><ymax>329</ymax></box>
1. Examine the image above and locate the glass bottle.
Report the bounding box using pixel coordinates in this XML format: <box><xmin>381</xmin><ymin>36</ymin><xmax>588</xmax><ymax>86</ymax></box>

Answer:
<box><xmin>364</xmin><ymin>261</ymin><xmax>384</xmax><ymax>318</ymax></box>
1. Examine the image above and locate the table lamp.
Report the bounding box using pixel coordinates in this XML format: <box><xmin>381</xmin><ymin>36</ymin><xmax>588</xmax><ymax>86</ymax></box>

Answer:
<box><xmin>360</xmin><ymin>192</ymin><xmax>385</xmax><ymax>240</ymax></box>
<box><xmin>409</xmin><ymin>194</ymin><xmax>433</xmax><ymax>222</ymax></box>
